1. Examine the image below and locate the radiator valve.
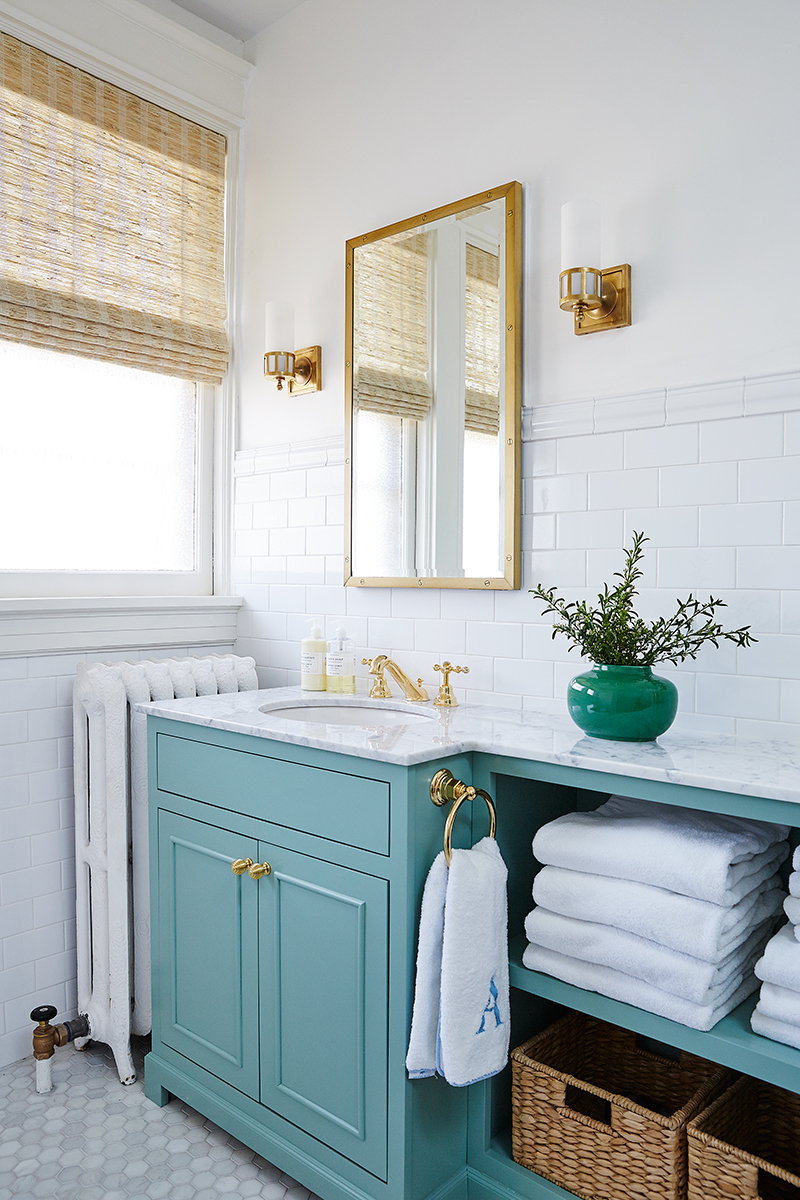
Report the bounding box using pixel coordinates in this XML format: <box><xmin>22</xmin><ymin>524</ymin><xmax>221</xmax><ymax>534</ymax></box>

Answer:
<box><xmin>31</xmin><ymin>1005</ymin><xmax>90</xmax><ymax>1093</ymax></box>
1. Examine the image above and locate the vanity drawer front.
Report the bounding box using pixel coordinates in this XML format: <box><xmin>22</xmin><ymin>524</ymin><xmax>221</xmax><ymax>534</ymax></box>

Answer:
<box><xmin>155</xmin><ymin>734</ymin><xmax>390</xmax><ymax>855</ymax></box>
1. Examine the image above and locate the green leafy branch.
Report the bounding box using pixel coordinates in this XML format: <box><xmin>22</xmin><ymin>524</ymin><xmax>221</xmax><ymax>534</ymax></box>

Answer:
<box><xmin>530</xmin><ymin>531</ymin><xmax>756</xmax><ymax>666</ymax></box>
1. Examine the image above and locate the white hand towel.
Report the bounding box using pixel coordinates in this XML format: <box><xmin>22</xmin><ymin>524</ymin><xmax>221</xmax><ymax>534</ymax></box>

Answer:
<box><xmin>405</xmin><ymin>852</ymin><xmax>448</xmax><ymax>1079</ymax></box>
<box><xmin>789</xmin><ymin>870</ymin><xmax>800</xmax><ymax>898</ymax></box>
<box><xmin>533</xmin><ymin>864</ymin><xmax>785</xmax><ymax>960</ymax></box>
<box><xmin>524</xmin><ymin>908</ymin><xmax>778</xmax><ymax>1005</ymax></box>
<box><xmin>532</xmin><ymin>795</ymin><xmax>788</xmax><ymax>905</ymax></box>
<box><xmin>406</xmin><ymin>838</ymin><xmax>509</xmax><ymax>1088</ymax></box>
<box><xmin>793</xmin><ymin>845</ymin><xmax>800</xmax><ymax>872</ymax></box>
<box><xmin>755</xmin><ymin>921</ymin><xmax>800</xmax><ymax>991</ymax></box>
<box><xmin>784</xmin><ymin>895</ymin><xmax>800</xmax><ymax>926</ymax></box>
<box><xmin>754</xmin><ymin>981</ymin><xmax>800</xmax><ymax>1028</ymax></box>
<box><xmin>751</xmin><ymin>1006</ymin><xmax>800</xmax><ymax>1051</ymax></box>
<box><xmin>522</xmin><ymin>940</ymin><xmax>760</xmax><ymax>1031</ymax></box>
<box><xmin>438</xmin><ymin>837</ymin><xmax>509</xmax><ymax>1088</ymax></box>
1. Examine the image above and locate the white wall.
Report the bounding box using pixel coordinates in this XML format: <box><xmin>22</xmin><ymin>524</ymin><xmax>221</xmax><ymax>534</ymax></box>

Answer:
<box><xmin>234</xmin><ymin>0</ymin><xmax>800</xmax><ymax>740</ymax></box>
<box><xmin>238</xmin><ymin>0</ymin><xmax>800</xmax><ymax>447</ymax></box>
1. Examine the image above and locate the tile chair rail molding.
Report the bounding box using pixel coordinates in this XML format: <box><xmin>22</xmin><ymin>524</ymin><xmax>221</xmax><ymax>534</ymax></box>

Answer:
<box><xmin>0</xmin><ymin>596</ymin><xmax>244</xmax><ymax>659</ymax></box>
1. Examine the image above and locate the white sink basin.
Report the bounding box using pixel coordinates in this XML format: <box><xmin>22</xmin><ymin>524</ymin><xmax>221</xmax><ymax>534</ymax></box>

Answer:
<box><xmin>260</xmin><ymin>702</ymin><xmax>435</xmax><ymax>727</ymax></box>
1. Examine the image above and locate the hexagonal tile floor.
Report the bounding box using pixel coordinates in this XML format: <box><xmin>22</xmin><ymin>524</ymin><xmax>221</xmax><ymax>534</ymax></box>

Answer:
<box><xmin>0</xmin><ymin>1037</ymin><xmax>326</xmax><ymax>1199</ymax></box>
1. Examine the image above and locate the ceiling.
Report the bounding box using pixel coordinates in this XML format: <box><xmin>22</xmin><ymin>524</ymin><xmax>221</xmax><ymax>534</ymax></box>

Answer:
<box><xmin>159</xmin><ymin>0</ymin><xmax>307</xmax><ymax>41</ymax></box>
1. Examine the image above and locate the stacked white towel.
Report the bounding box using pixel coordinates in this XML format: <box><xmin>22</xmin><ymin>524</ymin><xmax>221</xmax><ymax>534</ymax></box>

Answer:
<box><xmin>751</xmin><ymin>920</ymin><xmax>800</xmax><ymax>1049</ymax></box>
<box><xmin>782</xmin><ymin>845</ymin><xmax>800</xmax><ymax>942</ymax></box>
<box><xmin>523</xmin><ymin>795</ymin><xmax>789</xmax><ymax>1032</ymax></box>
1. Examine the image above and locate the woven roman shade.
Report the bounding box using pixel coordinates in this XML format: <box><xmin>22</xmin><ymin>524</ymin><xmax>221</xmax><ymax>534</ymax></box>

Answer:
<box><xmin>353</xmin><ymin>230</ymin><xmax>431</xmax><ymax>421</ymax></box>
<box><xmin>465</xmin><ymin>243</ymin><xmax>501</xmax><ymax>436</ymax></box>
<box><xmin>0</xmin><ymin>32</ymin><xmax>228</xmax><ymax>383</ymax></box>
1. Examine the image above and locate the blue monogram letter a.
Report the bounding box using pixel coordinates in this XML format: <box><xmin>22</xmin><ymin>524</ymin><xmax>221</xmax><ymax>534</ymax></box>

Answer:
<box><xmin>476</xmin><ymin>976</ymin><xmax>502</xmax><ymax>1034</ymax></box>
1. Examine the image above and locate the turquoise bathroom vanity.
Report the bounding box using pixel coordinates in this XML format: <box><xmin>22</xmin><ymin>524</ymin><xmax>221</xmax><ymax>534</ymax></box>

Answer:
<box><xmin>140</xmin><ymin>688</ymin><xmax>800</xmax><ymax>1200</ymax></box>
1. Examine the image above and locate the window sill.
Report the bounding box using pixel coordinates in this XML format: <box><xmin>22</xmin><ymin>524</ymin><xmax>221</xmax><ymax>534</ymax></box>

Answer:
<box><xmin>0</xmin><ymin>596</ymin><xmax>243</xmax><ymax>658</ymax></box>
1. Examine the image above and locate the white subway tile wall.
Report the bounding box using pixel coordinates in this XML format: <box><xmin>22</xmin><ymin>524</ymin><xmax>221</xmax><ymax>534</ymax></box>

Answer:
<box><xmin>0</xmin><ymin>642</ymin><xmax>235</xmax><ymax>1070</ymax></box>
<box><xmin>234</xmin><ymin>371</ymin><xmax>800</xmax><ymax>742</ymax></box>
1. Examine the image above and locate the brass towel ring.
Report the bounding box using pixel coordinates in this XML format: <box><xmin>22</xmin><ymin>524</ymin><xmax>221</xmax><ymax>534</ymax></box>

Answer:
<box><xmin>431</xmin><ymin>769</ymin><xmax>497</xmax><ymax>866</ymax></box>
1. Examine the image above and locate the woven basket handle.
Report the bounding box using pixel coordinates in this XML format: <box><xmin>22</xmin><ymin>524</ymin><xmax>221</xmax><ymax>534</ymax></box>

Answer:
<box><xmin>551</xmin><ymin>1080</ymin><xmax>615</xmax><ymax>1138</ymax></box>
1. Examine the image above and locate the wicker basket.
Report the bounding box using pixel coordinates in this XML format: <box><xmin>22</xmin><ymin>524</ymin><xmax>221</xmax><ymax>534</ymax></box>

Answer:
<box><xmin>687</xmin><ymin>1074</ymin><xmax>800</xmax><ymax>1199</ymax></box>
<box><xmin>511</xmin><ymin>1012</ymin><xmax>732</xmax><ymax>1200</ymax></box>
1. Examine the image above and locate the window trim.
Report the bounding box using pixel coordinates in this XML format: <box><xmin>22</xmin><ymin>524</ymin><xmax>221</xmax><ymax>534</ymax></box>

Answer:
<box><xmin>0</xmin><ymin>1</ymin><xmax>248</xmax><ymax>607</ymax></box>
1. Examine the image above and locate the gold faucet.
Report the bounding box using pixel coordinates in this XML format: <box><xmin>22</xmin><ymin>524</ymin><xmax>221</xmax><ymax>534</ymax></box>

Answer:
<box><xmin>361</xmin><ymin>655</ymin><xmax>430</xmax><ymax>702</ymax></box>
<box><xmin>433</xmin><ymin>661</ymin><xmax>470</xmax><ymax>707</ymax></box>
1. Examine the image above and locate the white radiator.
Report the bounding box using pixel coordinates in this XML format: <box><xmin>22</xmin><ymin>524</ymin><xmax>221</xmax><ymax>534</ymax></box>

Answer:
<box><xmin>72</xmin><ymin>654</ymin><xmax>259</xmax><ymax>1083</ymax></box>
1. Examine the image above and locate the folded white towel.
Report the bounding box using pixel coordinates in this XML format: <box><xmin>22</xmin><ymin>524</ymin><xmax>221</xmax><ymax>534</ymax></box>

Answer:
<box><xmin>533</xmin><ymin>865</ymin><xmax>785</xmax><ymax>960</ymax></box>
<box><xmin>751</xmin><ymin>1007</ymin><xmax>800</xmax><ymax>1051</ymax></box>
<box><xmin>405</xmin><ymin>852</ymin><xmax>448</xmax><ymax>1080</ymax></box>
<box><xmin>793</xmin><ymin>845</ymin><xmax>800</xmax><ymax>872</ymax></box>
<box><xmin>532</xmin><ymin>795</ymin><xmax>788</xmax><ymax>905</ymax></box>
<box><xmin>789</xmin><ymin>871</ymin><xmax>800</xmax><ymax>898</ymax></box>
<box><xmin>522</xmin><ymin>940</ymin><xmax>761</xmax><ymax>1031</ymax></box>
<box><xmin>755</xmin><ymin>921</ymin><xmax>800</xmax><ymax>991</ymax></box>
<box><xmin>754</xmin><ymin>981</ymin><xmax>800</xmax><ymax>1028</ymax></box>
<box><xmin>524</xmin><ymin>908</ymin><xmax>777</xmax><ymax>1005</ymax></box>
<box><xmin>406</xmin><ymin>838</ymin><xmax>509</xmax><ymax>1088</ymax></box>
<box><xmin>784</xmin><ymin>895</ymin><xmax>800</xmax><ymax>927</ymax></box>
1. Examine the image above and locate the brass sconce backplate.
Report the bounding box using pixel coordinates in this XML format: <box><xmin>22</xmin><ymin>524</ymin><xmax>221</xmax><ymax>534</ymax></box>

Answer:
<box><xmin>289</xmin><ymin>345</ymin><xmax>322</xmax><ymax>395</ymax></box>
<box><xmin>574</xmin><ymin>264</ymin><xmax>631</xmax><ymax>335</ymax></box>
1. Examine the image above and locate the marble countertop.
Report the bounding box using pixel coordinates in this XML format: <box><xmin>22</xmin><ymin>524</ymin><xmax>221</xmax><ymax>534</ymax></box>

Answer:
<box><xmin>137</xmin><ymin>685</ymin><xmax>800</xmax><ymax>805</ymax></box>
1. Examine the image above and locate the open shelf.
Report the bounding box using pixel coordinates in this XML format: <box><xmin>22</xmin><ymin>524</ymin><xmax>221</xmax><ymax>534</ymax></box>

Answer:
<box><xmin>509</xmin><ymin>933</ymin><xmax>800</xmax><ymax>1092</ymax></box>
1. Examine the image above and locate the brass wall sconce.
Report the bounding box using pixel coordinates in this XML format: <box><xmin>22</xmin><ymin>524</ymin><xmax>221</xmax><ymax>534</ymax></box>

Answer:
<box><xmin>264</xmin><ymin>301</ymin><xmax>322</xmax><ymax>395</ymax></box>
<box><xmin>559</xmin><ymin>201</ymin><xmax>631</xmax><ymax>335</ymax></box>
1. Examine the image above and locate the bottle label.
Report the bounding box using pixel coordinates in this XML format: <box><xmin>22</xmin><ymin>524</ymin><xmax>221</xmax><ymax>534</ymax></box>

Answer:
<box><xmin>301</xmin><ymin>651</ymin><xmax>325</xmax><ymax>675</ymax></box>
<box><xmin>326</xmin><ymin>652</ymin><xmax>354</xmax><ymax>677</ymax></box>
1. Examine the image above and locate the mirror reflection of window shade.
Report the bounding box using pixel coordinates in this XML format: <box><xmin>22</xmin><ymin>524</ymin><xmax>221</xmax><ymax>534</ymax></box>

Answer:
<box><xmin>353</xmin><ymin>231</ymin><xmax>431</xmax><ymax>421</ymax></box>
<box><xmin>465</xmin><ymin>244</ymin><xmax>500</xmax><ymax>436</ymax></box>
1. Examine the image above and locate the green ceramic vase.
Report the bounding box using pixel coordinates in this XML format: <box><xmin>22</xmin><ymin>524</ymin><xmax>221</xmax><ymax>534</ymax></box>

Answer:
<box><xmin>566</xmin><ymin>664</ymin><xmax>679</xmax><ymax>741</ymax></box>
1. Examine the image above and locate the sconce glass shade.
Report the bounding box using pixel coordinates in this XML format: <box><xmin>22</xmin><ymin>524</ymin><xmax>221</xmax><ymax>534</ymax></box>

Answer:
<box><xmin>264</xmin><ymin>301</ymin><xmax>295</xmax><ymax>352</ymax></box>
<box><xmin>561</xmin><ymin>200</ymin><xmax>601</xmax><ymax>271</ymax></box>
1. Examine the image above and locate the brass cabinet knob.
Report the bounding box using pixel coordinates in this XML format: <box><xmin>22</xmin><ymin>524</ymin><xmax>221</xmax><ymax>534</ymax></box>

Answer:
<box><xmin>231</xmin><ymin>858</ymin><xmax>253</xmax><ymax>875</ymax></box>
<box><xmin>248</xmin><ymin>861</ymin><xmax>271</xmax><ymax>880</ymax></box>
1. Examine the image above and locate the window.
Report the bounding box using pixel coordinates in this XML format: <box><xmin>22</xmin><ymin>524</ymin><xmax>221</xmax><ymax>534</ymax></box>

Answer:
<box><xmin>0</xmin><ymin>30</ymin><xmax>228</xmax><ymax>597</ymax></box>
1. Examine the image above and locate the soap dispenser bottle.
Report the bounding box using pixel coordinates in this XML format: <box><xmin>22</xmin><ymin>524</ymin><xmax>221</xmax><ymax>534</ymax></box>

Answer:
<box><xmin>300</xmin><ymin>618</ymin><xmax>327</xmax><ymax>691</ymax></box>
<box><xmin>326</xmin><ymin>626</ymin><xmax>356</xmax><ymax>694</ymax></box>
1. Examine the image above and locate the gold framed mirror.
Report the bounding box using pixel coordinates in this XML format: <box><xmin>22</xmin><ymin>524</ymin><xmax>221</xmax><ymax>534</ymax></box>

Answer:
<box><xmin>344</xmin><ymin>181</ymin><xmax>522</xmax><ymax>589</ymax></box>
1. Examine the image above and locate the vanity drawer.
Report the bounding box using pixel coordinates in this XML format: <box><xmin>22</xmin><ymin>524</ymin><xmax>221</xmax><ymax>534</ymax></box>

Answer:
<box><xmin>155</xmin><ymin>733</ymin><xmax>390</xmax><ymax>855</ymax></box>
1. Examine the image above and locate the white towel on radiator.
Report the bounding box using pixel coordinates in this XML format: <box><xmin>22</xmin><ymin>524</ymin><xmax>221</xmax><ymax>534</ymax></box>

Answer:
<box><xmin>754</xmin><ymin>981</ymin><xmax>800</xmax><ymax>1028</ymax></box>
<box><xmin>755</xmin><ymin>921</ymin><xmax>800</xmax><ymax>991</ymax></box>
<box><xmin>531</xmin><ymin>795</ymin><xmax>789</xmax><ymax>905</ymax></box>
<box><xmin>406</xmin><ymin>838</ymin><xmax>509</xmax><ymax>1087</ymax></box>
<box><xmin>533</xmin><ymin>865</ymin><xmax>785</xmax><ymax>961</ymax></box>
<box><xmin>524</xmin><ymin>909</ymin><xmax>778</xmax><ymax>1005</ymax></box>
<box><xmin>750</xmin><ymin>1008</ymin><xmax>800</xmax><ymax>1051</ymax></box>
<box><xmin>522</xmin><ymin>940</ymin><xmax>761</xmax><ymax>1031</ymax></box>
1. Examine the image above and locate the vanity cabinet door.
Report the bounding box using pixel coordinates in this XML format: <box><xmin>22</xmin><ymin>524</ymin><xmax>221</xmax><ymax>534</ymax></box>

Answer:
<box><xmin>156</xmin><ymin>810</ymin><xmax>260</xmax><ymax>1100</ymax></box>
<box><xmin>257</xmin><ymin>842</ymin><xmax>389</xmax><ymax>1181</ymax></box>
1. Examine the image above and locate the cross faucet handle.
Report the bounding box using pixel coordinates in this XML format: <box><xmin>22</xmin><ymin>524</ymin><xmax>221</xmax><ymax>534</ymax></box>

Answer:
<box><xmin>432</xmin><ymin>662</ymin><xmax>469</xmax><ymax>708</ymax></box>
